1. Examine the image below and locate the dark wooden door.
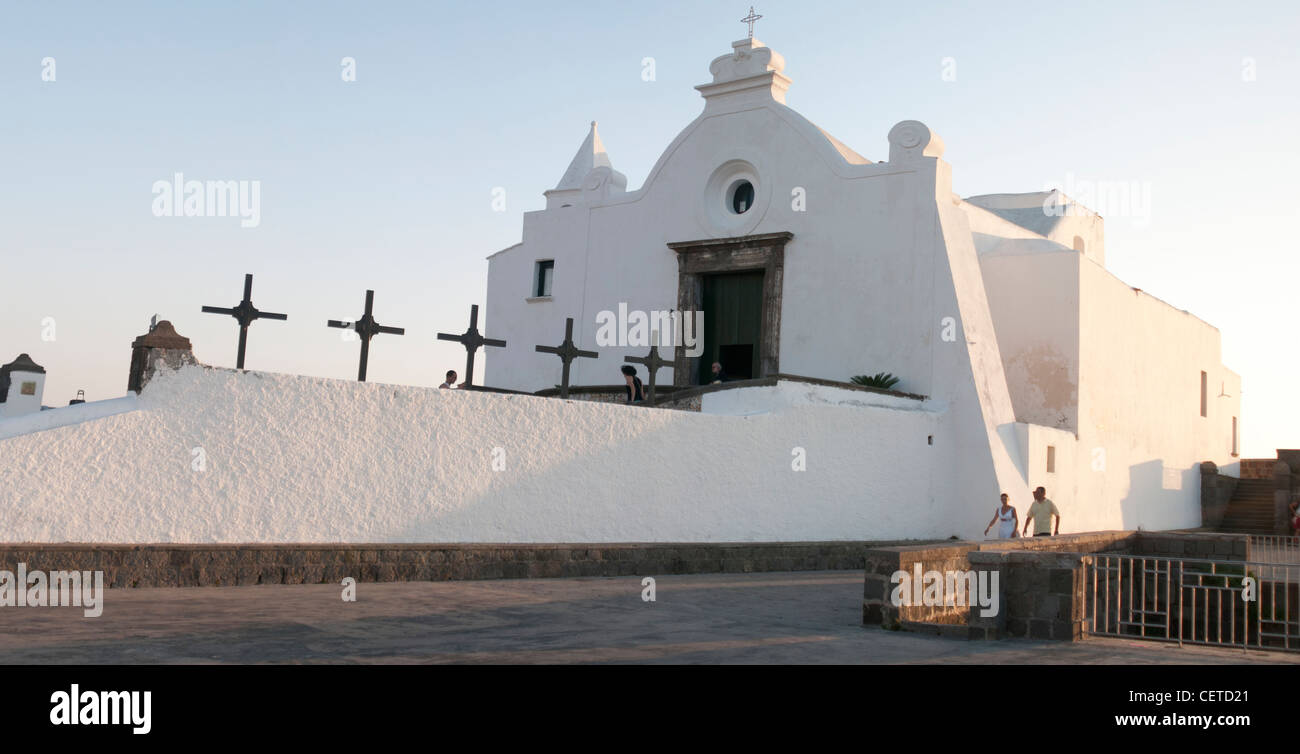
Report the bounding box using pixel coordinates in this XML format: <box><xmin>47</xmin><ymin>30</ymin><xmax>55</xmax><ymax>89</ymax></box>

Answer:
<box><xmin>700</xmin><ymin>270</ymin><xmax>764</xmax><ymax>383</ymax></box>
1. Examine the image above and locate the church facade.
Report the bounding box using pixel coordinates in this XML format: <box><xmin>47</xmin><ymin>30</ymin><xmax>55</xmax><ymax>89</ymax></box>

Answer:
<box><xmin>485</xmin><ymin>36</ymin><xmax>1241</xmax><ymax>529</ymax></box>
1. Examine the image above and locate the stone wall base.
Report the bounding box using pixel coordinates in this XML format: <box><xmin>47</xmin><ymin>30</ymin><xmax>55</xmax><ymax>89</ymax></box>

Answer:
<box><xmin>0</xmin><ymin>541</ymin><xmax>926</xmax><ymax>589</ymax></box>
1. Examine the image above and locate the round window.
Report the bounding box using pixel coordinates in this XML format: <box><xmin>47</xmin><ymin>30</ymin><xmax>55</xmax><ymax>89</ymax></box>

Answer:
<box><xmin>729</xmin><ymin>180</ymin><xmax>755</xmax><ymax>214</ymax></box>
<box><xmin>699</xmin><ymin>159</ymin><xmax>764</xmax><ymax>233</ymax></box>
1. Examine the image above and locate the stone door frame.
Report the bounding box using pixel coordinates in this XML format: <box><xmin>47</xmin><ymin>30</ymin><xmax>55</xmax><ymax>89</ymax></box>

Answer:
<box><xmin>667</xmin><ymin>231</ymin><xmax>793</xmax><ymax>386</ymax></box>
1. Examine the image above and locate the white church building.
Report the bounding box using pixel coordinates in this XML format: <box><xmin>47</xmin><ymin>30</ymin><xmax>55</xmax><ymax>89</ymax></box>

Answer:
<box><xmin>0</xmin><ymin>35</ymin><xmax>1243</xmax><ymax>543</ymax></box>
<box><xmin>485</xmin><ymin>35</ymin><xmax>1242</xmax><ymax>532</ymax></box>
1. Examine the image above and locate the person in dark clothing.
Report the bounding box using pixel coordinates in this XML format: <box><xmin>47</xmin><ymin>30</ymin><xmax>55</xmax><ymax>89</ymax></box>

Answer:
<box><xmin>621</xmin><ymin>365</ymin><xmax>644</xmax><ymax>404</ymax></box>
<box><xmin>710</xmin><ymin>361</ymin><xmax>729</xmax><ymax>384</ymax></box>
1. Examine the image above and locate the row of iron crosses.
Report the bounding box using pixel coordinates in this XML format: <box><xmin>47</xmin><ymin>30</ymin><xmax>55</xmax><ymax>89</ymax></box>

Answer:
<box><xmin>201</xmin><ymin>273</ymin><xmax>677</xmax><ymax>401</ymax></box>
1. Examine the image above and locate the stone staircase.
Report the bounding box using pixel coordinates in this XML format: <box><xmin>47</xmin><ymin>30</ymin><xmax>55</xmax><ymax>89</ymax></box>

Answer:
<box><xmin>1218</xmin><ymin>479</ymin><xmax>1277</xmax><ymax>534</ymax></box>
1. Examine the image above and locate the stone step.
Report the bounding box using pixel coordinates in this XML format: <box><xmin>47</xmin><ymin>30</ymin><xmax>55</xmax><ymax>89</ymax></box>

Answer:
<box><xmin>897</xmin><ymin>620</ymin><xmax>996</xmax><ymax>640</ymax></box>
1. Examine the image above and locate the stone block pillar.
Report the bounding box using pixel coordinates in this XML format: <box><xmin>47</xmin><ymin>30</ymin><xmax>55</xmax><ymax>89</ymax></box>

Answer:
<box><xmin>1200</xmin><ymin>461</ymin><xmax>1226</xmax><ymax>528</ymax></box>
<box><xmin>862</xmin><ymin>543</ymin><xmax>981</xmax><ymax>627</ymax></box>
<box><xmin>1274</xmin><ymin>461</ymin><xmax>1293</xmax><ymax>536</ymax></box>
<box><xmin>966</xmin><ymin>551</ymin><xmax>1008</xmax><ymax>639</ymax></box>
<box><xmin>127</xmin><ymin>320</ymin><xmax>197</xmax><ymax>394</ymax></box>
<box><xmin>862</xmin><ymin>549</ymin><xmax>903</xmax><ymax>626</ymax></box>
<box><xmin>998</xmin><ymin>552</ymin><xmax>1087</xmax><ymax>640</ymax></box>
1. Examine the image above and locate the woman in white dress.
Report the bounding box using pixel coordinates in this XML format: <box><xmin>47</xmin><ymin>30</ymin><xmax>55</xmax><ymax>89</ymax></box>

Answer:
<box><xmin>984</xmin><ymin>493</ymin><xmax>1019</xmax><ymax>539</ymax></box>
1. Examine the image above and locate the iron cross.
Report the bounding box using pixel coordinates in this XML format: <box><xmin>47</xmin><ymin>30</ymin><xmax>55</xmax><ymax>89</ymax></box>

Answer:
<box><xmin>741</xmin><ymin>6</ymin><xmax>762</xmax><ymax>38</ymax></box>
<box><xmin>436</xmin><ymin>304</ymin><xmax>507</xmax><ymax>388</ymax></box>
<box><xmin>535</xmin><ymin>317</ymin><xmax>598</xmax><ymax>399</ymax></box>
<box><xmin>624</xmin><ymin>341</ymin><xmax>676</xmax><ymax>405</ymax></box>
<box><xmin>327</xmin><ymin>289</ymin><xmax>405</xmax><ymax>382</ymax></box>
<box><xmin>201</xmin><ymin>273</ymin><xmax>288</xmax><ymax>370</ymax></box>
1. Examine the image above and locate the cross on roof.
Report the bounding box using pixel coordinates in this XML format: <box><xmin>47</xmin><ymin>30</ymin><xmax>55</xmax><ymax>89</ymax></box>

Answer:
<box><xmin>201</xmin><ymin>273</ymin><xmax>288</xmax><ymax>369</ymax></box>
<box><xmin>436</xmin><ymin>304</ymin><xmax>507</xmax><ymax>388</ymax></box>
<box><xmin>327</xmin><ymin>289</ymin><xmax>405</xmax><ymax>382</ymax></box>
<box><xmin>624</xmin><ymin>339</ymin><xmax>676</xmax><ymax>405</ymax></box>
<box><xmin>535</xmin><ymin>317</ymin><xmax>599</xmax><ymax>399</ymax></box>
<box><xmin>741</xmin><ymin>6</ymin><xmax>762</xmax><ymax>38</ymax></box>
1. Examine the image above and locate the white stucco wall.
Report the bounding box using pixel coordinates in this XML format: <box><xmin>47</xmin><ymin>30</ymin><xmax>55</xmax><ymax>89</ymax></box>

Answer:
<box><xmin>0</xmin><ymin>366</ymin><xmax>975</xmax><ymax>543</ymax></box>
<box><xmin>1011</xmin><ymin>422</ymin><xmax>1080</xmax><ymax>522</ymax></box>
<box><xmin>1066</xmin><ymin>263</ymin><xmax>1241</xmax><ymax>531</ymax></box>
<box><xmin>979</xmin><ymin>251</ymin><xmax>1238</xmax><ymax>530</ymax></box>
<box><xmin>0</xmin><ymin>361</ymin><xmax>1241</xmax><ymax>543</ymax></box>
<box><xmin>978</xmin><ymin>248</ymin><xmax>1080</xmax><ymax>430</ymax></box>
<box><xmin>932</xmin><ymin>185</ymin><xmax>1034</xmax><ymax>523</ymax></box>
<box><xmin>962</xmin><ymin>199</ymin><xmax>1046</xmax><ymax>254</ymax></box>
<box><xmin>964</xmin><ymin>191</ymin><xmax>1105</xmax><ymax>267</ymax></box>
<box><xmin>0</xmin><ymin>394</ymin><xmax>138</xmax><ymax>440</ymax></box>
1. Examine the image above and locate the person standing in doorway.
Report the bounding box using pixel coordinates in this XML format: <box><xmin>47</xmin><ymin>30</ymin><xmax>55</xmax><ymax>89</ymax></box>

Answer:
<box><xmin>1022</xmin><ymin>486</ymin><xmax>1060</xmax><ymax>537</ymax></box>
<box><xmin>984</xmin><ymin>493</ymin><xmax>1019</xmax><ymax>539</ymax></box>
<box><xmin>439</xmin><ymin>370</ymin><xmax>458</xmax><ymax>389</ymax></box>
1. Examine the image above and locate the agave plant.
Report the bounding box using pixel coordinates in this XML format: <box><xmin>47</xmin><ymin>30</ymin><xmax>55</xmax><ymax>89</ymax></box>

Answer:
<box><xmin>850</xmin><ymin>372</ymin><xmax>901</xmax><ymax>390</ymax></box>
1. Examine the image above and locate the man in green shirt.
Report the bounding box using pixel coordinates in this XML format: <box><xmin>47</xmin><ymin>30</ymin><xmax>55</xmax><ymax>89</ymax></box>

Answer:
<box><xmin>1022</xmin><ymin>486</ymin><xmax>1061</xmax><ymax>537</ymax></box>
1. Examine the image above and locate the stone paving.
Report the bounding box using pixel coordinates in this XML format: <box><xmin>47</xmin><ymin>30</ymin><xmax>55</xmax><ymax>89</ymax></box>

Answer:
<box><xmin>0</xmin><ymin>571</ymin><xmax>1295</xmax><ymax>664</ymax></box>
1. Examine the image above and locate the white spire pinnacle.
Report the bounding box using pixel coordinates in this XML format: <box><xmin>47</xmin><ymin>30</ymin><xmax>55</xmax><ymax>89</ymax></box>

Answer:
<box><xmin>554</xmin><ymin>121</ymin><xmax>613</xmax><ymax>191</ymax></box>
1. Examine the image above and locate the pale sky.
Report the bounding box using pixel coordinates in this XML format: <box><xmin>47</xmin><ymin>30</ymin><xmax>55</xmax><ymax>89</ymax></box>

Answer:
<box><xmin>2</xmin><ymin>0</ymin><xmax>1297</xmax><ymax>457</ymax></box>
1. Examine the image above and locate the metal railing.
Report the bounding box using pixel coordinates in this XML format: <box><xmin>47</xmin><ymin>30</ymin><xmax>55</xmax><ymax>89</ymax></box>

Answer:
<box><xmin>1250</xmin><ymin>535</ymin><xmax>1300</xmax><ymax>565</ymax></box>
<box><xmin>1084</xmin><ymin>553</ymin><xmax>1299</xmax><ymax>652</ymax></box>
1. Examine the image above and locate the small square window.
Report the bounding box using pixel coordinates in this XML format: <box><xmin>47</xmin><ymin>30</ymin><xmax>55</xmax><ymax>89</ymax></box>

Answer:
<box><xmin>1046</xmin><ymin>445</ymin><xmax>1056</xmax><ymax>474</ymax></box>
<box><xmin>20</xmin><ymin>381</ymin><xmax>36</xmax><ymax>396</ymax></box>
<box><xmin>534</xmin><ymin>260</ymin><xmax>554</xmax><ymax>298</ymax></box>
